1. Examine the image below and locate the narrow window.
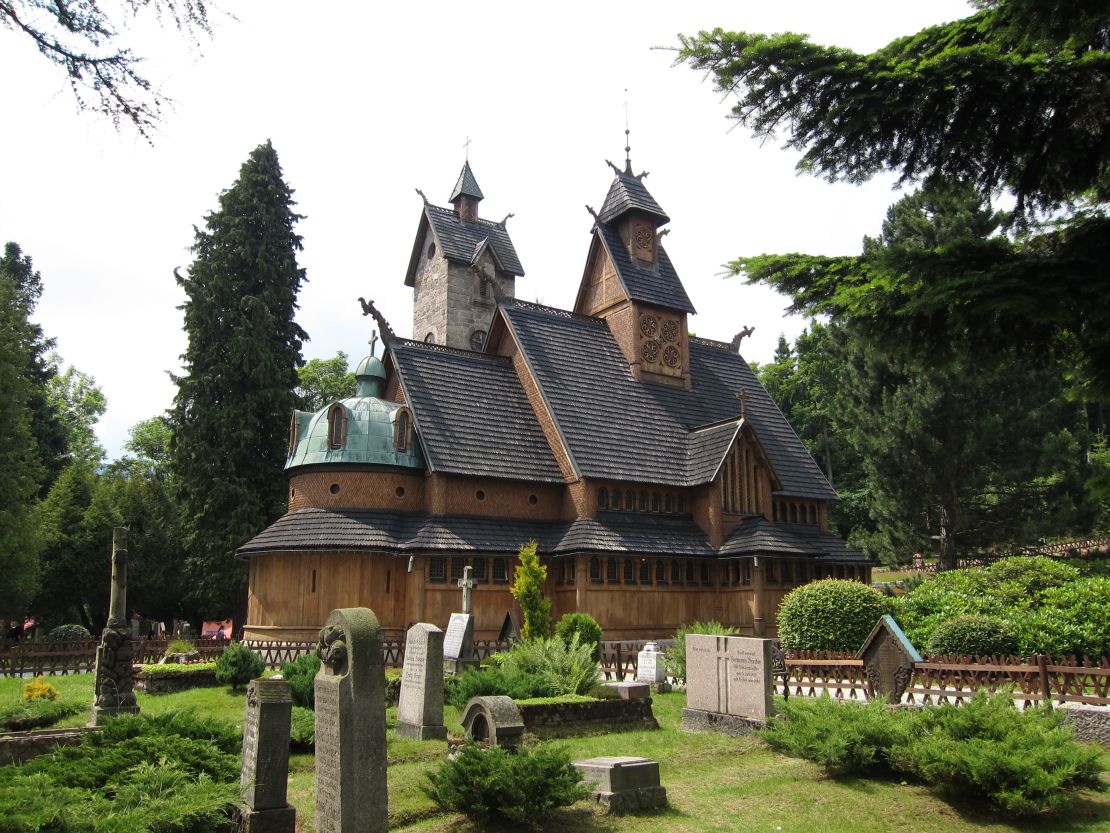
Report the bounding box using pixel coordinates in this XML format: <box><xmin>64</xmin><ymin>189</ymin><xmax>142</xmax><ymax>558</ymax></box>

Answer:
<box><xmin>311</xmin><ymin>569</ymin><xmax>317</xmax><ymax>593</ymax></box>
<box><xmin>790</xmin><ymin>503</ymin><xmax>799</xmax><ymax>524</ymax></box>
<box><xmin>809</xmin><ymin>504</ymin><xmax>818</xmax><ymax>525</ymax></box>
<box><xmin>626</xmin><ymin>490</ymin><xmax>635</xmax><ymax>511</ymax></box>
<box><xmin>677</xmin><ymin>494</ymin><xmax>687</xmax><ymax>514</ymax></box>
<box><xmin>394</xmin><ymin>409</ymin><xmax>411</xmax><ymax>452</ymax></box>
<box><xmin>611</xmin><ymin>489</ymin><xmax>621</xmax><ymax>510</ymax></box>
<box><xmin>639</xmin><ymin>491</ymin><xmax>648</xmax><ymax>511</ymax></box>
<box><xmin>766</xmin><ymin>559</ymin><xmax>777</xmax><ymax>583</ymax></box>
<box><xmin>327</xmin><ymin>404</ymin><xmax>347</xmax><ymax>449</ymax></box>
<box><xmin>700</xmin><ymin>562</ymin><xmax>711</xmax><ymax>586</ymax></box>
<box><xmin>685</xmin><ymin>559</ymin><xmax>695</xmax><ymax>584</ymax></box>
<box><xmin>664</xmin><ymin>494</ymin><xmax>673</xmax><ymax>513</ymax></box>
<box><xmin>450</xmin><ymin>556</ymin><xmax>466</xmax><ymax>580</ymax></box>
<box><xmin>671</xmin><ymin>559</ymin><xmax>682</xmax><ymax>584</ymax></box>
<box><xmin>606</xmin><ymin>558</ymin><xmax>618</xmax><ymax>583</ymax></box>
<box><xmin>623</xmin><ymin>559</ymin><xmax>636</xmax><ymax>584</ymax></box>
<box><xmin>565</xmin><ymin>557</ymin><xmax>576</xmax><ymax>584</ymax></box>
<box><xmin>492</xmin><ymin>558</ymin><xmax>508</xmax><ymax>583</ymax></box>
<box><xmin>429</xmin><ymin>557</ymin><xmax>445</xmax><ymax>582</ymax></box>
<box><xmin>730</xmin><ymin>561</ymin><xmax>740</xmax><ymax>585</ymax></box>
<box><xmin>742</xmin><ymin>560</ymin><xmax>752</xmax><ymax>585</ymax></box>
<box><xmin>651</xmin><ymin>492</ymin><xmax>661</xmax><ymax>512</ymax></box>
<box><xmin>288</xmin><ymin>412</ymin><xmax>299</xmax><ymax>456</ymax></box>
<box><xmin>782</xmin><ymin>560</ymin><xmax>794</xmax><ymax>584</ymax></box>
<box><xmin>639</xmin><ymin>559</ymin><xmax>651</xmax><ymax>584</ymax></box>
<box><xmin>589</xmin><ymin>557</ymin><xmax>602</xmax><ymax>583</ymax></box>
<box><xmin>835</xmin><ymin>565</ymin><xmax>845</xmax><ymax>579</ymax></box>
<box><xmin>473</xmin><ymin>557</ymin><xmax>487</xmax><ymax>583</ymax></box>
<box><xmin>385</xmin><ymin>569</ymin><xmax>391</xmax><ymax>594</ymax></box>
<box><xmin>655</xmin><ymin>560</ymin><xmax>667</xmax><ymax>584</ymax></box>
<box><xmin>597</xmin><ymin>487</ymin><xmax>609</xmax><ymax>510</ymax></box>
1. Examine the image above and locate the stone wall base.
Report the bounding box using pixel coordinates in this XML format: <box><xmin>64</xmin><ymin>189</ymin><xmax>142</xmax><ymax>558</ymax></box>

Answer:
<box><xmin>588</xmin><ymin>786</ymin><xmax>668</xmax><ymax>814</ymax></box>
<box><xmin>1062</xmin><ymin>704</ymin><xmax>1110</xmax><ymax>745</ymax></box>
<box><xmin>0</xmin><ymin>727</ymin><xmax>94</xmax><ymax>765</ymax></box>
<box><xmin>519</xmin><ymin>697</ymin><xmax>658</xmax><ymax>738</ymax></box>
<box><xmin>395</xmin><ymin>721</ymin><xmax>447</xmax><ymax>740</ymax></box>
<box><xmin>239</xmin><ymin>804</ymin><xmax>296</xmax><ymax>833</ymax></box>
<box><xmin>681</xmin><ymin>708</ymin><xmax>765</xmax><ymax>736</ymax></box>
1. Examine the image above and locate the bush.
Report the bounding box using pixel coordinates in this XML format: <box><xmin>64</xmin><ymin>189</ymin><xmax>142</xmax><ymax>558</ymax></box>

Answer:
<box><xmin>761</xmin><ymin>695</ymin><xmax>911</xmax><ymax>776</ymax></box>
<box><xmin>213</xmin><ymin>642</ymin><xmax>265</xmax><ymax>690</ymax></box>
<box><xmin>889</xmin><ymin>692</ymin><xmax>1105</xmax><ymax>816</ymax></box>
<box><xmin>497</xmin><ymin>634</ymin><xmax>599</xmax><ymax>696</ymax></box>
<box><xmin>510</xmin><ymin>540</ymin><xmax>551</xmax><ymax>639</ymax></box>
<box><xmin>983</xmin><ymin>556</ymin><xmax>1079</xmax><ymax>597</ymax></box>
<box><xmin>1017</xmin><ymin>577</ymin><xmax>1110</xmax><ymax>658</ymax></box>
<box><xmin>139</xmin><ymin>661</ymin><xmax>218</xmax><ymax>677</ymax></box>
<box><xmin>0</xmin><ymin>699</ymin><xmax>81</xmax><ymax>731</ymax></box>
<box><xmin>46</xmin><ymin>624</ymin><xmax>91</xmax><ymax>642</ymax></box>
<box><xmin>926</xmin><ymin>615</ymin><xmax>1020</xmax><ymax>657</ymax></box>
<box><xmin>666</xmin><ymin>621</ymin><xmax>739</xmax><ymax>683</ymax></box>
<box><xmin>290</xmin><ymin>706</ymin><xmax>315</xmax><ymax>751</ymax></box>
<box><xmin>164</xmin><ymin>639</ymin><xmax>196</xmax><ymax>657</ymax></box>
<box><xmin>424</xmin><ymin>743</ymin><xmax>588</xmax><ymax>824</ymax></box>
<box><xmin>777</xmin><ymin>580</ymin><xmax>890</xmax><ymax>652</ymax></box>
<box><xmin>280</xmin><ymin>652</ymin><xmax>321</xmax><ymax>709</ymax></box>
<box><xmin>21</xmin><ymin>676</ymin><xmax>57</xmax><ymax>701</ymax></box>
<box><xmin>448</xmin><ymin>667</ymin><xmax>551</xmax><ymax>709</ymax></box>
<box><xmin>554</xmin><ymin>613</ymin><xmax>603</xmax><ymax>663</ymax></box>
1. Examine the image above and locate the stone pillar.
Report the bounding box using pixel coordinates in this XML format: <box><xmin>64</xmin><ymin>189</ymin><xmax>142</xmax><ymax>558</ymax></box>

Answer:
<box><xmin>314</xmin><ymin>608</ymin><xmax>387</xmax><ymax>833</ymax></box>
<box><xmin>92</xmin><ymin>528</ymin><xmax>139</xmax><ymax>724</ymax></box>
<box><xmin>752</xmin><ymin>558</ymin><xmax>766</xmax><ymax>637</ymax></box>
<box><xmin>396</xmin><ymin>623</ymin><xmax>447</xmax><ymax>740</ymax></box>
<box><xmin>240</xmin><ymin>676</ymin><xmax>295</xmax><ymax>833</ymax></box>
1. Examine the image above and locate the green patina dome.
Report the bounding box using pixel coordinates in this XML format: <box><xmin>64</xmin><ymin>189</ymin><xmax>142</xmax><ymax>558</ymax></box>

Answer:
<box><xmin>286</xmin><ymin>353</ymin><xmax>422</xmax><ymax>470</ymax></box>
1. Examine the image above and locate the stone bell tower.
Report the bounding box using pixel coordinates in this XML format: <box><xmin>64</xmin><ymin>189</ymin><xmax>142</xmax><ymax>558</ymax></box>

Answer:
<box><xmin>404</xmin><ymin>162</ymin><xmax>524</xmax><ymax>351</ymax></box>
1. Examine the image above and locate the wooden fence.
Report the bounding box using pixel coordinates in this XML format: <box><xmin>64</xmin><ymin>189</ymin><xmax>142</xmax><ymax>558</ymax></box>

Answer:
<box><xmin>0</xmin><ymin>638</ymin><xmax>230</xmax><ymax>678</ymax></box>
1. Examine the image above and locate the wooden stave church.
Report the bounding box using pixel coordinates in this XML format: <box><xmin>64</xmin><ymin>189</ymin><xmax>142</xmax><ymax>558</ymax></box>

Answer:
<box><xmin>239</xmin><ymin>157</ymin><xmax>870</xmax><ymax>643</ymax></box>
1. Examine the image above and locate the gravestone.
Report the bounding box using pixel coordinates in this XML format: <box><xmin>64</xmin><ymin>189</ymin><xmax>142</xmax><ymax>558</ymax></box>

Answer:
<box><xmin>240</xmin><ymin>675</ymin><xmax>295</xmax><ymax>833</ymax></box>
<box><xmin>636</xmin><ymin>641</ymin><xmax>671</xmax><ymax>692</ymax></box>
<box><xmin>314</xmin><ymin>608</ymin><xmax>387</xmax><ymax>833</ymax></box>
<box><xmin>574</xmin><ymin>756</ymin><xmax>668</xmax><ymax>814</ymax></box>
<box><xmin>396</xmin><ymin>623</ymin><xmax>447</xmax><ymax>740</ymax></box>
<box><xmin>603</xmin><ymin>681</ymin><xmax>650</xmax><ymax>700</ymax></box>
<box><xmin>92</xmin><ymin>528</ymin><xmax>139</xmax><ymax>724</ymax></box>
<box><xmin>682</xmin><ymin>634</ymin><xmax>774</xmax><ymax>735</ymax></box>
<box><xmin>856</xmin><ymin>614</ymin><xmax>922</xmax><ymax>704</ymax></box>
<box><xmin>460</xmin><ymin>695</ymin><xmax>525</xmax><ymax>748</ymax></box>
<box><xmin>444</xmin><ymin>567</ymin><xmax>479</xmax><ymax>674</ymax></box>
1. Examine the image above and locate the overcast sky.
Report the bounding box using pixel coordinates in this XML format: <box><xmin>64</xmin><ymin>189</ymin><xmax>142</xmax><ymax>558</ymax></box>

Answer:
<box><xmin>1</xmin><ymin>1</ymin><xmax>973</xmax><ymax>460</ymax></box>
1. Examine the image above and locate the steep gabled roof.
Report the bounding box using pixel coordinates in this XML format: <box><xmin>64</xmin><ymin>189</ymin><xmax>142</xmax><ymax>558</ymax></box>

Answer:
<box><xmin>449</xmin><ymin>161</ymin><xmax>484</xmax><ymax>202</ymax></box>
<box><xmin>404</xmin><ymin>204</ymin><xmax>523</xmax><ymax>286</ymax></box>
<box><xmin>686</xmin><ymin>419</ymin><xmax>741</xmax><ymax>484</ymax></box>
<box><xmin>389</xmin><ymin>338</ymin><xmax>563</xmax><ymax>483</ymax></box>
<box><xmin>593</xmin><ymin>223</ymin><xmax>695</xmax><ymax>313</ymax></box>
<box><xmin>597</xmin><ymin>170</ymin><xmax>669</xmax><ymax>225</ymax></box>
<box><xmin>500</xmin><ymin>301</ymin><xmax>836</xmax><ymax>498</ymax></box>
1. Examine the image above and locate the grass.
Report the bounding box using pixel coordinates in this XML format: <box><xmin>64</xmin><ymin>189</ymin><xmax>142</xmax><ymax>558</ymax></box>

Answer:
<box><xmin>2</xmin><ymin>675</ymin><xmax>1107</xmax><ymax>832</ymax></box>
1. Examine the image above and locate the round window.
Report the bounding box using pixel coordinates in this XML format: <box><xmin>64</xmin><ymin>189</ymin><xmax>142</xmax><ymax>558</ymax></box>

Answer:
<box><xmin>528</xmin><ymin>494</ymin><xmax>538</xmax><ymax>506</ymax></box>
<box><xmin>329</xmin><ymin>483</ymin><xmax>340</xmax><ymax>495</ymax></box>
<box><xmin>395</xmin><ymin>486</ymin><xmax>406</xmax><ymax>498</ymax></box>
<box><xmin>427</xmin><ymin>241</ymin><xmax>436</xmax><ymax>259</ymax></box>
<box><xmin>476</xmin><ymin>490</ymin><xmax>486</xmax><ymax>501</ymax></box>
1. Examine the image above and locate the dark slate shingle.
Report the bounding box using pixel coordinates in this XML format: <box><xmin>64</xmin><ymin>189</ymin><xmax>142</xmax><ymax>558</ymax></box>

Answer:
<box><xmin>596</xmin><ymin>223</ymin><xmax>695</xmax><ymax>314</ymax></box>
<box><xmin>449</xmin><ymin>161</ymin><xmax>484</xmax><ymax>202</ymax></box>
<box><xmin>425</xmin><ymin>204</ymin><xmax>523</xmax><ymax>276</ymax></box>
<box><xmin>390</xmin><ymin>340</ymin><xmax>564</xmax><ymax>483</ymax></box>
<box><xmin>686</xmin><ymin>420</ymin><xmax>740</xmax><ymax>484</ymax></box>
<box><xmin>719</xmin><ymin>517</ymin><xmax>863</xmax><ymax>559</ymax></box>
<box><xmin>597</xmin><ymin>172</ymin><xmax>670</xmax><ymax>225</ymax></box>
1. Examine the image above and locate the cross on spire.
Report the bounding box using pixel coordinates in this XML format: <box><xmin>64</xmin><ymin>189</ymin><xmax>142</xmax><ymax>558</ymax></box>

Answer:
<box><xmin>463</xmin><ymin>135</ymin><xmax>472</xmax><ymax>161</ymax></box>
<box><xmin>368</xmin><ymin>329</ymin><xmax>378</xmax><ymax>357</ymax></box>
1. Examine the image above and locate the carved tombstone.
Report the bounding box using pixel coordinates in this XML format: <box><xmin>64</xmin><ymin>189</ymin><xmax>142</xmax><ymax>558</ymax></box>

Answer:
<box><xmin>240</xmin><ymin>676</ymin><xmax>295</xmax><ymax>833</ymax></box>
<box><xmin>314</xmin><ymin>608</ymin><xmax>388</xmax><ymax>833</ymax></box>
<box><xmin>856</xmin><ymin>614</ymin><xmax>922</xmax><ymax>704</ymax></box>
<box><xmin>92</xmin><ymin>528</ymin><xmax>139</xmax><ymax>724</ymax></box>
<box><xmin>396</xmin><ymin>623</ymin><xmax>447</xmax><ymax>740</ymax></box>
<box><xmin>443</xmin><ymin>612</ymin><xmax>477</xmax><ymax>675</ymax></box>
<box><xmin>460</xmin><ymin>695</ymin><xmax>525</xmax><ymax>748</ymax></box>
<box><xmin>636</xmin><ymin>642</ymin><xmax>668</xmax><ymax>684</ymax></box>
<box><xmin>682</xmin><ymin>634</ymin><xmax>774</xmax><ymax>733</ymax></box>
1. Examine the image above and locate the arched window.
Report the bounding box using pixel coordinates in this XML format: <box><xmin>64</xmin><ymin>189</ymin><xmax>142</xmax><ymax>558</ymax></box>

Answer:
<box><xmin>470</xmin><ymin>329</ymin><xmax>486</xmax><ymax>351</ymax></box>
<box><xmin>626</xmin><ymin>490</ymin><xmax>635</xmax><ymax>511</ymax></box>
<box><xmin>808</xmin><ymin>504</ymin><xmax>818</xmax><ymax>525</ymax></box>
<box><xmin>790</xmin><ymin>503</ymin><xmax>799</xmax><ymax>524</ymax></box>
<box><xmin>423</xmin><ymin>331</ymin><xmax>435</xmax><ymax>343</ymax></box>
<box><xmin>639</xmin><ymin>491</ymin><xmax>648</xmax><ymax>511</ymax></box>
<box><xmin>671</xmin><ymin>559</ymin><xmax>682</xmax><ymax>584</ymax></box>
<box><xmin>651</xmin><ymin>492</ymin><xmax>661</xmax><ymax>512</ymax></box>
<box><xmin>589</xmin><ymin>557</ymin><xmax>602</xmax><ymax>583</ymax></box>
<box><xmin>393</xmin><ymin>408</ymin><xmax>412</xmax><ymax>452</ymax></box>
<box><xmin>611</xmin><ymin>489</ymin><xmax>621</xmax><ymax>510</ymax></box>
<box><xmin>606</xmin><ymin>558</ymin><xmax>618</xmax><ymax>583</ymax></box>
<box><xmin>327</xmin><ymin>404</ymin><xmax>347</xmax><ymax>449</ymax></box>
<box><xmin>664</xmin><ymin>494</ymin><xmax>673</xmax><ymax>513</ymax></box>
<box><xmin>288</xmin><ymin>411</ymin><xmax>299</xmax><ymax>456</ymax></box>
<box><xmin>677</xmin><ymin>494</ymin><xmax>687</xmax><ymax>514</ymax></box>
<box><xmin>685</xmin><ymin>560</ymin><xmax>695</xmax><ymax>584</ymax></box>
<box><xmin>564</xmin><ymin>557</ymin><xmax>576</xmax><ymax>584</ymax></box>
<box><xmin>782</xmin><ymin>560</ymin><xmax>794</xmax><ymax>584</ymax></box>
<box><xmin>597</xmin><ymin>487</ymin><xmax>609</xmax><ymax>510</ymax></box>
<box><xmin>639</xmin><ymin>559</ymin><xmax>652</xmax><ymax>584</ymax></box>
<box><xmin>623</xmin><ymin>559</ymin><xmax>636</xmax><ymax>584</ymax></box>
<box><xmin>655</xmin><ymin>560</ymin><xmax>667</xmax><ymax>584</ymax></box>
<box><xmin>700</xmin><ymin>562</ymin><xmax>711</xmax><ymax>586</ymax></box>
<box><xmin>766</xmin><ymin>560</ymin><xmax>777</xmax><ymax>583</ymax></box>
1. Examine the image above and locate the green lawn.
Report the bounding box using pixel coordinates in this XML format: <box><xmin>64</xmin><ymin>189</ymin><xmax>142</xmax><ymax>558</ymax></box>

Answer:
<box><xmin>2</xmin><ymin>674</ymin><xmax>1108</xmax><ymax>832</ymax></box>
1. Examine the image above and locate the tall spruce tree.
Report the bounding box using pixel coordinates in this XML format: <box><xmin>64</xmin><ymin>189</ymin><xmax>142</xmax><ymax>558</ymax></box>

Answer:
<box><xmin>171</xmin><ymin>141</ymin><xmax>307</xmax><ymax>618</ymax></box>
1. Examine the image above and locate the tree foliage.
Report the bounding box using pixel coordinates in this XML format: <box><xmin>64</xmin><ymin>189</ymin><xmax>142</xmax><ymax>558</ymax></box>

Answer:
<box><xmin>0</xmin><ymin>0</ymin><xmax>213</xmax><ymax>137</ymax></box>
<box><xmin>45</xmin><ymin>355</ymin><xmax>107</xmax><ymax>464</ymax></box>
<box><xmin>296</xmin><ymin>351</ymin><xmax>355</xmax><ymax>411</ymax></box>
<box><xmin>509</xmin><ymin>540</ymin><xmax>551</xmax><ymax>640</ymax></box>
<box><xmin>678</xmin><ymin>2</ymin><xmax>1110</xmax><ymax>395</ymax></box>
<box><xmin>171</xmin><ymin>140</ymin><xmax>307</xmax><ymax>617</ymax></box>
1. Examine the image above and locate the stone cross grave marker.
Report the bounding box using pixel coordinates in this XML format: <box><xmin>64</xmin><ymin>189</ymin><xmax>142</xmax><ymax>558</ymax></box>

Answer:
<box><xmin>685</xmin><ymin>634</ymin><xmax>774</xmax><ymax>722</ymax></box>
<box><xmin>444</xmin><ymin>566</ymin><xmax>478</xmax><ymax>674</ymax></box>
<box><xmin>314</xmin><ymin>608</ymin><xmax>387</xmax><ymax>833</ymax></box>
<box><xmin>458</xmin><ymin>565</ymin><xmax>476</xmax><ymax>614</ymax></box>
<box><xmin>240</xmin><ymin>675</ymin><xmax>295</xmax><ymax>833</ymax></box>
<box><xmin>856</xmin><ymin>614</ymin><xmax>922</xmax><ymax>704</ymax></box>
<box><xmin>397</xmin><ymin>623</ymin><xmax>447</xmax><ymax>740</ymax></box>
<box><xmin>92</xmin><ymin>527</ymin><xmax>139</xmax><ymax>724</ymax></box>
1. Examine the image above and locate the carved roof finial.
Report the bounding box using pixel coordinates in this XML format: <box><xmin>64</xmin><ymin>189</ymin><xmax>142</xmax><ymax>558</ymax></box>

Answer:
<box><xmin>415</xmin><ymin>187</ymin><xmax>428</xmax><ymax>205</ymax></box>
<box><xmin>357</xmin><ymin>298</ymin><xmax>397</xmax><ymax>344</ymax></box>
<box><xmin>730</xmin><ymin>325</ymin><xmax>755</xmax><ymax>353</ymax></box>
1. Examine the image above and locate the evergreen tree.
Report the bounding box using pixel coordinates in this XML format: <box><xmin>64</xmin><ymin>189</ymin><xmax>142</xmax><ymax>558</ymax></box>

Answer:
<box><xmin>678</xmin><ymin>2</ymin><xmax>1110</xmax><ymax>395</ymax></box>
<box><xmin>171</xmin><ymin>140</ymin><xmax>307</xmax><ymax>617</ymax></box>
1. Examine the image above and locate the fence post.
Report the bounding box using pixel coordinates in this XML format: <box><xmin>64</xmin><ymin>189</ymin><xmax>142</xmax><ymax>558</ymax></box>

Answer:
<box><xmin>1036</xmin><ymin>654</ymin><xmax>1052</xmax><ymax>708</ymax></box>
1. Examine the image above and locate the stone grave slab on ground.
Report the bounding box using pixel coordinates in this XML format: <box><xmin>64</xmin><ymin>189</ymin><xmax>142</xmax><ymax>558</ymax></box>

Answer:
<box><xmin>396</xmin><ymin>623</ymin><xmax>447</xmax><ymax>740</ymax></box>
<box><xmin>460</xmin><ymin>695</ymin><xmax>525</xmax><ymax>748</ymax></box>
<box><xmin>314</xmin><ymin>607</ymin><xmax>387</xmax><ymax>833</ymax></box>
<box><xmin>682</xmin><ymin>634</ymin><xmax>774</xmax><ymax>735</ymax></box>
<box><xmin>603</xmin><ymin>681</ymin><xmax>650</xmax><ymax>700</ymax></box>
<box><xmin>573</xmin><ymin>756</ymin><xmax>668</xmax><ymax>814</ymax></box>
<box><xmin>240</xmin><ymin>676</ymin><xmax>295</xmax><ymax>833</ymax></box>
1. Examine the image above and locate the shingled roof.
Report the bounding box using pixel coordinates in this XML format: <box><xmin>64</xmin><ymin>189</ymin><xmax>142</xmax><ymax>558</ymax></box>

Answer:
<box><xmin>404</xmin><ymin>204</ymin><xmax>523</xmax><ymax>287</ymax></box>
<box><xmin>597</xmin><ymin>170</ymin><xmax>670</xmax><ymax>225</ymax></box>
<box><xmin>719</xmin><ymin>516</ymin><xmax>861</xmax><ymax>560</ymax></box>
<box><xmin>499</xmin><ymin>301</ymin><xmax>836</xmax><ymax>498</ymax></box>
<box><xmin>449</xmin><ymin>161</ymin><xmax>484</xmax><ymax>202</ymax></box>
<box><xmin>594</xmin><ymin>223</ymin><xmax>695</xmax><ymax>314</ymax></box>
<box><xmin>389</xmin><ymin>339</ymin><xmax>564</xmax><ymax>483</ymax></box>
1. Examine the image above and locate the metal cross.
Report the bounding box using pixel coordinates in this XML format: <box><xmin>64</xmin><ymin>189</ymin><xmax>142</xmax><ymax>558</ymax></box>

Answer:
<box><xmin>368</xmin><ymin>329</ymin><xmax>378</xmax><ymax>357</ymax></box>
<box><xmin>457</xmin><ymin>565</ymin><xmax>477</xmax><ymax>615</ymax></box>
<box><xmin>463</xmin><ymin>136</ymin><xmax>472</xmax><ymax>161</ymax></box>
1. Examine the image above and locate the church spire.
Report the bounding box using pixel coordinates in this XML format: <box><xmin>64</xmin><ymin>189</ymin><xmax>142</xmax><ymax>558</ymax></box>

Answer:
<box><xmin>449</xmin><ymin>160</ymin><xmax>484</xmax><ymax>222</ymax></box>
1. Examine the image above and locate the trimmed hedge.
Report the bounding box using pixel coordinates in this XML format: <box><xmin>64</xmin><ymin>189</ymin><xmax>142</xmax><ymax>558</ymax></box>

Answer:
<box><xmin>926</xmin><ymin>616</ymin><xmax>1019</xmax><ymax>657</ymax></box>
<box><xmin>776</xmin><ymin>580</ymin><xmax>890</xmax><ymax>652</ymax></box>
<box><xmin>554</xmin><ymin>613</ymin><xmax>603</xmax><ymax>663</ymax></box>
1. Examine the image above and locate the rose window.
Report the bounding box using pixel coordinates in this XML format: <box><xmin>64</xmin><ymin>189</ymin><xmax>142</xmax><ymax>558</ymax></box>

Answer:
<box><xmin>640</xmin><ymin>340</ymin><xmax>660</xmax><ymax>363</ymax></box>
<box><xmin>663</xmin><ymin>345</ymin><xmax>681</xmax><ymax>368</ymax></box>
<box><xmin>661</xmin><ymin>318</ymin><xmax>679</xmax><ymax>342</ymax></box>
<box><xmin>639</xmin><ymin>314</ymin><xmax>658</xmax><ymax>338</ymax></box>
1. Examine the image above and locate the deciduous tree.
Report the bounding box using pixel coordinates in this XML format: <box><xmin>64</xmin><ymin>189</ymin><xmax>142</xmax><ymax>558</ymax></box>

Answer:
<box><xmin>296</xmin><ymin>351</ymin><xmax>355</xmax><ymax>411</ymax></box>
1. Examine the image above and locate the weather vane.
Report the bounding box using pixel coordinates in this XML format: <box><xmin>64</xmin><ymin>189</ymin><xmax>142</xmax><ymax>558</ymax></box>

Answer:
<box><xmin>624</xmin><ymin>88</ymin><xmax>632</xmax><ymax>173</ymax></box>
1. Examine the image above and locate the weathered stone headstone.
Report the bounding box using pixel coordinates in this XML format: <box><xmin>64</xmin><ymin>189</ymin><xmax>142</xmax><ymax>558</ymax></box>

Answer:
<box><xmin>573</xmin><ymin>756</ymin><xmax>667</xmax><ymax>814</ymax></box>
<box><xmin>443</xmin><ymin>612</ymin><xmax>477</xmax><ymax>675</ymax></box>
<box><xmin>314</xmin><ymin>608</ymin><xmax>387</xmax><ymax>833</ymax></box>
<box><xmin>460</xmin><ymin>695</ymin><xmax>525</xmax><ymax>748</ymax></box>
<box><xmin>856</xmin><ymin>614</ymin><xmax>922</xmax><ymax>704</ymax></box>
<box><xmin>636</xmin><ymin>641</ymin><xmax>671</xmax><ymax>691</ymax></box>
<box><xmin>92</xmin><ymin>528</ymin><xmax>139</xmax><ymax>724</ymax></box>
<box><xmin>458</xmin><ymin>565</ymin><xmax>476</xmax><ymax>614</ymax></box>
<box><xmin>682</xmin><ymin>634</ymin><xmax>774</xmax><ymax>735</ymax></box>
<box><xmin>396</xmin><ymin>623</ymin><xmax>446</xmax><ymax>740</ymax></box>
<box><xmin>240</xmin><ymin>675</ymin><xmax>295</xmax><ymax>833</ymax></box>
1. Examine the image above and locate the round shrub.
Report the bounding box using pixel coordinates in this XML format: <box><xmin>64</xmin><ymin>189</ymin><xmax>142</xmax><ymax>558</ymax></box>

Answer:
<box><xmin>777</xmin><ymin>579</ymin><xmax>890</xmax><ymax>652</ymax></box>
<box><xmin>925</xmin><ymin>616</ymin><xmax>1019</xmax><ymax>657</ymax></box>
<box><xmin>213</xmin><ymin>642</ymin><xmax>265</xmax><ymax>690</ymax></box>
<box><xmin>984</xmin><ymin>556</ymin><xmax>1079</xmax><ymax>597</ymax></box>
<box><xmin>47</xmin><ymin>624</ymin><xmax>91</xmax><ymax>642</ymax></box>
<box><xmin>667</xmin><ymin>620</ymin><xmax>739</xmax><ymax>683</ymax></box>
<box><xmin>554</xmin><ymin>613</ymin><xmax>602</xmax><ymax>663</ymax></box>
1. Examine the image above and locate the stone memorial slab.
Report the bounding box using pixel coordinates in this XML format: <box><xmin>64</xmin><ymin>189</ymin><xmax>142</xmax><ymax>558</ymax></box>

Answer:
<box><xmin>683</xmin><ymin>634</ymin><xmax>774</xmax><ymax>733</ymax></box>
<box><xmin>636</xmin><ymin>642</ymin><xmax>668</xmax><ymax>683</ymax></box>
<box><xmin>314</xmin><ymin>608</ymin><xmax>387</xmax><ymax>833</ymax></box>
<box><xmin>241</xmin><ymin>676</ymin><xmax>295</xmax><ymax>833</ymax></box>
<box><xmin>856</xmin><ymin>614</ymin><xmax>922</xmax><ymax>704</ymax></box>
<box><xmin>460</xmin><ymin>695</ymin><xmax>525</xmax><ymax>748</ymax></box>
<box><xmin>397</xmin><ymin>623</ymin><xmax>447</xmax><ymax>740</ymax></box>
<box><xmin>92</xmin><ymin>528</ymin><xmax>139</xmax><ymax>724</ymax></box>
<box><xmin>443</xmin><ymin>612</ymin><xmax>478</xmax><ymax>675</ymax></box>
<box><xmin>603</xmin><ymin>681</ymin><xmax>650</xmax><ymax>700</ymax></box>
<box><xmin>573</xmin><ymin>756</ymin><xmax>667</xmax><ymax>814</ymax></box>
